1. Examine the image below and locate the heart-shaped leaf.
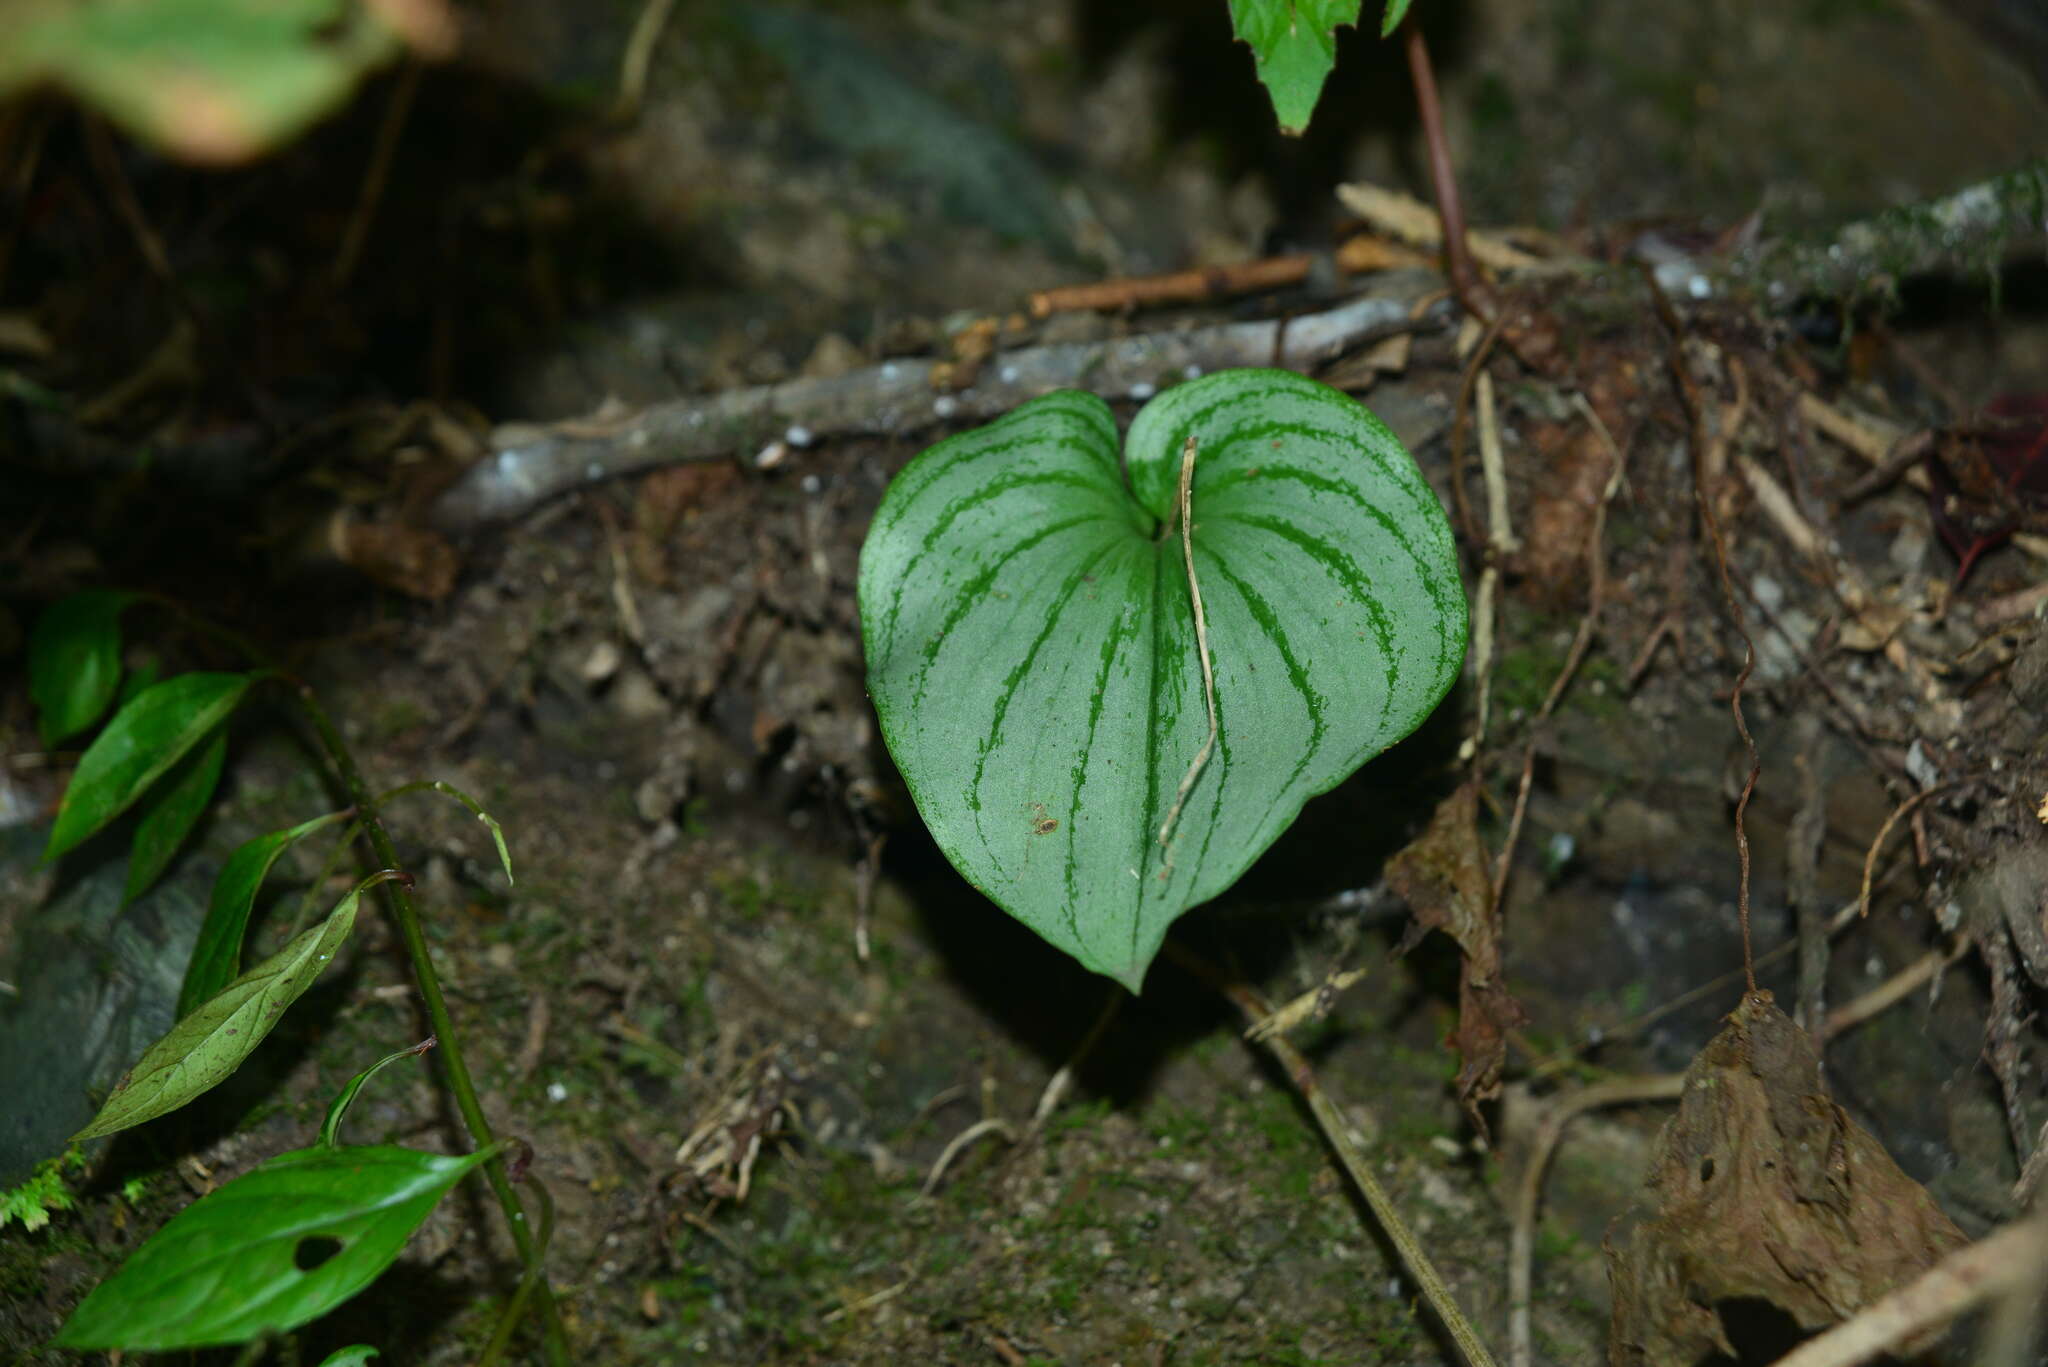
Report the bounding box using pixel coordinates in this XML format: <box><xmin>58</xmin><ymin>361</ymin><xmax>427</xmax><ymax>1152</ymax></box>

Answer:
<box><xmin>859</xmin><ymin>369</ymin><xmax>1465</xmax><ymax>990</ymax></box>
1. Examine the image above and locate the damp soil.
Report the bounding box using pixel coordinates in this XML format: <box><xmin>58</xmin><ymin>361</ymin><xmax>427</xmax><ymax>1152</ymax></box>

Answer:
<box><xmin>4</xmin><ymin>3</ymin><xmax>2048</xmax><ymax>1365</ymax></box>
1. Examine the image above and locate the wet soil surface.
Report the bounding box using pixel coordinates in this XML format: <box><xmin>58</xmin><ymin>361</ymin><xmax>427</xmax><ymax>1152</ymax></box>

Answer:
<box><xmin>4</xmin><ymin>3</ymin><xmax>2048</xmax><ymax>1364</ymax></box>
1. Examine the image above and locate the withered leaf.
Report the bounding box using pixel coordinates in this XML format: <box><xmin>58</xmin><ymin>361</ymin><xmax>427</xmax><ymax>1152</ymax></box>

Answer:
<box><xmin>1387</xmin><ymin>781</ymin><xmax>1527</xmax><ymax>1136</ymax></box>
<box><xmin>1604</xmin><ymin>992</ymin><xmax>1966</xmax><ymax>1366</ymax></box>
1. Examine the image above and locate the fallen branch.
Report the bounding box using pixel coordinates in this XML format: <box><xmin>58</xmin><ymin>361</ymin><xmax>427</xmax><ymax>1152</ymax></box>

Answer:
<box><xmin>1735</xmin><ymin>157</ymin><xmax>2048</xmax><ymax>302</ymax></box>
<box><xmin>432</xmin><ymin>290</ymin><xmax>1450</xmax><ymax>530</ymax></box>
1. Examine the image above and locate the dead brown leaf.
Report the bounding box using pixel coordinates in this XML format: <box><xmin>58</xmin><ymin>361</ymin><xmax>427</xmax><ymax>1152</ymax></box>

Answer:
<box><xmin>1604</xmin><ymin>991</ymin><xmax>1966</xmax><ymax>1365</ymax></box>
<box><xmin>1387</xmin><ymin>782</ymin><xmax>1526</xmax><ymax>1138</ymax></box>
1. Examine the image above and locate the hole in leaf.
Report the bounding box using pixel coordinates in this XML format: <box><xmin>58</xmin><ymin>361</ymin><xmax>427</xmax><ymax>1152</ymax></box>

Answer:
<box><xmin>294</xmin><ymin>1235</ymin><xmax>344</xmax><ymax>1271</ymax></box>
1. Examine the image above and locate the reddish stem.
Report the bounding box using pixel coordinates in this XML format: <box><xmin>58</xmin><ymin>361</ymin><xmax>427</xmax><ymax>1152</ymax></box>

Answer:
<box><xmin>1402</xmin><ymin>17</ymin><xmax>1489</xmax><ymax>318</ymax></box>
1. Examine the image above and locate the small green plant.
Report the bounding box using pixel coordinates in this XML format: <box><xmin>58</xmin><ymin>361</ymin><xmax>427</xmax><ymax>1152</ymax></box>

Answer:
<box><xmin>24</xmin><ymin>596</ymin><xmax>566</xmax><ymax>1363</ymax></box>
<box><xmin>1229</xmin><ymin>0</ymin><xmax>1416</xmax><ymax>135</ymax></box>
<box><xmin>858</xmin><ymin>370</ymin><xmax>1465</xmax><ymax>989</ymax></box>
<box><xmin>0</xmin><ymin>1148</ymin><xmax>84</xmax><ymax>1234</ymax></box>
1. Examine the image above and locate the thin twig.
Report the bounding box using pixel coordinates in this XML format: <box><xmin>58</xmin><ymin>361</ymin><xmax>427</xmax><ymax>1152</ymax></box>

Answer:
<box><xmin>1028</xmin><ymin>986</ymin><xmax>1123</xmax><ymax>1133</ymax></box>
<box><xmin>920</xmin><ymin>1117</ymin><xmax>1017</xmax><ymax>1197</ymax></box>
<box><xmin>1446</xmin><ymin>307</ymin><xmax>1512</xmax><ymax>548</ymax></box>
<box><xmin>1858</xmin><ymin>778</ymin><xmax>1979</xmax><ymax>918</ymax></box>
<box><xmin>1159</xmin><ymin>436</ymin><xmax>1218</xmax><ymax>850</ymax></box>
<box><xmin>822</xmin><ymin>1278</ymin><xmax>910</xmax><ymax>1324</ymax></box>
<box><xmin>332</xmin><ymin>60</ymin><xmax>423</xmax><ymax>292</ymax></box>
<box><xmin>854</xmin><ymin>830</ymin><xmax>886</xmax><ymax>963</ymax></box>
<box><xmin>1477</xmin><ymin>373</ymin><xmax>1518</xmax><ymax>554</ymax></box>
<box><xmin>1534</xmin><ymin>394</ymin><xmax>1630</xmax><ymax>722</ymax></box>
<box><xmin>1031</xmin><ymin>254</ymin><xmax>1315</xmax><ymax>317</ymax></box>
<box><xmin>1821</xmin><ymin>944</ymin><xmax>1964</xmax><ymax>1041</ymax></box>
<box><xmin>1489</xmin><ymin>742</ymin><xmax>1538</xmax><ymax>923</ymax></box>
<box><xmin>1164</xmin><ymin>941</ymin><xmax>1502</xmax><ymax>1367</ymax></box>
<box><xmin>1508</xmin><ymin>1074</ymin><xmax>1687</xmax><ymax>1367</ymax></box>
<box><xmin>614</xmin><ymin>0</ymin><xmax>680</xmax><ymax>121</ymax></box>
<box><xmin>1655</xmin><ymin>290</ymin><xmax>1760</xmax><ymax>993</ymax></box>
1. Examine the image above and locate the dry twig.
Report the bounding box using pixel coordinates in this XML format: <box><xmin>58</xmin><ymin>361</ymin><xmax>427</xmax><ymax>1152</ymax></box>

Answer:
<box><xmin>434</xmin><ymin>290</ymin><xmax>1450</xmax><ymax>529</ymax></box>
<box><xmin>1507</xmin><ymin>1075</ymin><xmax>1687</xmax><ymax>1367</ymax></box>
<box><xmin>1164</xmin><ymin>941</ymin><xmax>1501</xmax><ymax>1367</ymax></box>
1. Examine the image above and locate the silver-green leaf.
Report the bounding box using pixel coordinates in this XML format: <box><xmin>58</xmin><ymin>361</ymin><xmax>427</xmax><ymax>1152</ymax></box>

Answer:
<box><xmin>859</xmin><ymin>369</ymin><xmax>1465</xmax><ymax>990</ymax></box>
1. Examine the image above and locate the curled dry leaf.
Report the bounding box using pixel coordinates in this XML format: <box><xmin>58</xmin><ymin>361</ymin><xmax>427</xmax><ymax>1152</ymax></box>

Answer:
<box><xmin>1387</xmin><ymin>781</ymin><xmax>1526</xmax><ymax>1138</ymax></box>
<box><xmin>1604</xmin><ymin>991</ymin><xmax>1966</xmax><ymax>1366</ymax></box>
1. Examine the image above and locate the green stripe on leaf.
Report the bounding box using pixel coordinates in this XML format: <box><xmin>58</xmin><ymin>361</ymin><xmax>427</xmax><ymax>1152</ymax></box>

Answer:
<box><xmin>859</xmin><ymin>369</ymin><xmax>1465</xmax><ymax>991</ymax></box>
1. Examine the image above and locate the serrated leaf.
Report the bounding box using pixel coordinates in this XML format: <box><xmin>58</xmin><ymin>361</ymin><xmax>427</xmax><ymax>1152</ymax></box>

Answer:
<box><xmin>180</xmin><ymin>809</ymin><xmax>355</xmax><ymax>1018</ymax></box>
<box><xmin>859</xmin><ymin>370</ymin><xmax>1466</xmax><ymax>990</ymax></box>
<box><xmin>1228</xmin><ymin>0</ymin><xmax>1364</xmax><ymax>135</ymax></box>
<box><xmin>74</xmin><ymin>880</ymin><xmax>373</xmax><ymax>1141</ymax></box>
<box><xmin>125</xmin><ymin>726</ymin><xmax>228</xmax><ymax>906</ymax></box>
<box><xmin>29</xmin><ymin>589</ymin><xmax>137</xmax><ymax>748</ymax></box>
<box><xmin>1381</xmin><ymin>0</ymin><xmax>1416</xmax><ymax>37</ymax></box>
<box><xmin>44</xmin><ymin>671</ymin><xmax>260</xmax><ymax>863</ymax></box>
<box><xmin>54</xmin><ymin>1143</ymin><xmax>501</xmax><ymax>1351</ymax></box>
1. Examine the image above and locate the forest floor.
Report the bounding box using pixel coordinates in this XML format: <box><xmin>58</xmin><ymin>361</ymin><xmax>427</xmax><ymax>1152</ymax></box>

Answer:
<box><xmin>3</xmin><ymin>3</ymin><xmax>2047</xmax><ymax>1364</ymax></box>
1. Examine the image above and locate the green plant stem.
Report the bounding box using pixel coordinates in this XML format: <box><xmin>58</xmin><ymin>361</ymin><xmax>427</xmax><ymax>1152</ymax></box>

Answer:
<box><xmin>293</xmin><ymin>684</ymin><xmax>572</xmax><ymax>1366</ymax></box>
<box><xmin>476</xmin><ymin>1173</ymin><xmax>557</xmax><ymax>1367</ymax></box>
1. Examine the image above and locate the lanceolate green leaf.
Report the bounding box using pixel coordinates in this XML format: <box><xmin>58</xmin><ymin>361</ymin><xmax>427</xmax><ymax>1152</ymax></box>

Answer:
<box><xmin>74</xmin><ymin>878</ymin><xmax>379</xmax><ymax>1141</ymax></box>
<box><xmin>179</xmin><ymin>808</ymin><xmax>356</xmax><ymax>1017</ymax></box>
<box><xmin>125</xmin><ymin>726</ymin><xmax>228</xmax><ymax>906</ymax></box>
<box><xmin>54</xmin><ymin>1142</ymin><xmax>503</xmax><ymax>1351</ymax></box>
<box><xmin>1381</xmin><ymin>0</ymin><xmax>1416</xmax><ymax>37</ymax></box>
<box><xmin>44</xmin><ymin>671</ymin><xmax>261</xmax><ymax>863</ymax></box>
<box><xmin>859</xmin><ymin>370</ymin><xmax>1465</xmax><ymax>990</ymax></box>
<box><xmin>1228</xmin><ymin>0</ymin><xmax>1363</xmax><ymax>135</ymax></box>
<box><xmin>29</xmin><ymin>589</ymin><xmax>137</xmax><ymax>748</ymax></box>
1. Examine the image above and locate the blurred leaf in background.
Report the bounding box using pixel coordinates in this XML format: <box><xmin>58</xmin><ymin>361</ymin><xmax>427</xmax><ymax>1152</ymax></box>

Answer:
<box><xmin>0</xmin><ymin>0</ymin><xmax>455</xmax><ymax>164</ymax></box>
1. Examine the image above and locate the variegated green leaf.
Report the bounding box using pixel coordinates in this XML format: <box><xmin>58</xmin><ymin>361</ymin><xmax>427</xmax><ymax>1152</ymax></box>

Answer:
<box><xmin>859</xmin><ymin>369</ymin><xmax>1465</xmax><ymax>990</ymax></box>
